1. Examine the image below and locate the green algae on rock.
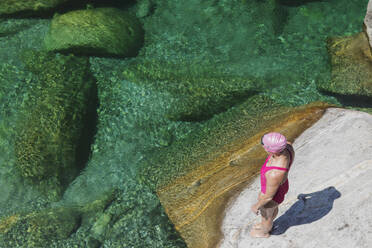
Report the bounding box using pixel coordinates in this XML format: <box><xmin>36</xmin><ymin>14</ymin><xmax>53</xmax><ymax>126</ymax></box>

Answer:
<box><xmin>79</xmin><ymin>186</ymin><xmax>186</xmax><ymax>247</ymax></box>
<box><xmin>319</xmin><ymin>32</ymin><xmax>372</xmax><ymax>97</ymax></box>
<box><xmin>122</xmin><ymin>59</ymin><xmax>263</xmax><ymax>121</ymax></box>
<box><xmin>138</xmin><ymin>95</ymin><xmax>284</xmax><ymax>191</ymax></box>
<box><xmin>15</xmin><ymin>50</ymin><xmax>96</xmax><ymax>200</ymax></box>
<box><xmin>0</xmin><ymin>0</ymin><xmax>69</xmax><ymax>17</ymax></box>
<box><xmin>0</xmin><ymin>18</ymin><xmax>38</xmax><ymax>37</ymax></box>
<box><xmin>0</xmin><ymin>187</ymin><xmax>114</xmax><ymax>248</ymax></box>
<box><xmin>44</xmin><ymin>8</ymin><xmax>144</xmax><ymax>58</ymax></box>
<box><xmin>0</xmin><ymin>206</ymin><xmax>81</xmax><ymax>248</ymax></box>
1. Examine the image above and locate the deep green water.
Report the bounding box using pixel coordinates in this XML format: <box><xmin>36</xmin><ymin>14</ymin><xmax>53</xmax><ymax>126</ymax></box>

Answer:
<box><xmin>0</xmin><ymin>0</ymin><xmax>370</xmax><ymax>247</ymax></box>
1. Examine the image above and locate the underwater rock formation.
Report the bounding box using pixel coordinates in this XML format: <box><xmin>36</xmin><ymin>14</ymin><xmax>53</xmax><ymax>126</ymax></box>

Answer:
<box><xmin>140</xmin><ymin>94</ymin><xmax>332</xmax><ymax>247</ymax></box>
<box><xmin>318</xmin><ymin>32</ymin><xmax>372</xmax><ymax>98</ymax></box>
<box><xmin>44</xmin><ymin>7</ymin><xmax>144</xmax><ymax>58</ymax></box>
<box><xmin>15</xmin><ymin>50</ymin><xmax>96</xmax><ymax>200</ymax></box>
<box><xmin>0</xmin><ymin>0</ymin><xmax>69</xmax><ymax>16</ymax></box>
<box><xmin>0</xmin><ymin>206</ymin><xmax>80</xmax><ymax>247</ymax></box>
<box><xmin>318</xmin><ymin>1</ymin><xmax>372</xmax><ymax>100</ymax></box>
<box><xmin>122</xmin><ymin>59</ymin><xmax>263</xmax><ymax>121</ymax></box>
<box><xmin>136</xmin><ymin>0</ymin><xmax>155</xmax><ymax>18</ymax></box>
<box><xmin>0</xmin><ymin>189</ymin><xmax>117</xmax><ymax>247</ymax></box>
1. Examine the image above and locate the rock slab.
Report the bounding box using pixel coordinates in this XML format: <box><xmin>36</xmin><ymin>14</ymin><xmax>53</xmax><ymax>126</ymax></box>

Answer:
<box><xmin>44</xmin><ymin>8</ymin><xmax>144</xmax><ymax>58</ymax></box>
<box><xmin>320</xmin><ymin>32</ymin><xmax>372</xmax><ymax>97</ymax></box>
<box><xmin>364</xmin><ymin>0</ymin><xmax>372</xmax><ymax>49</ymax></box>
<box><xmin>155</xmin><ymin>101</ymin><xmax>331</xmax><ymax>248</ymax></box>
<box><xmin>219</xmin><ymin>108</ymin><xmax>372</xmax><ymax>248</ymax></box>
<box><xmin>0</xmin><ymin>0</ymin><xmax>68</xmax><ymax>16</ymax></box>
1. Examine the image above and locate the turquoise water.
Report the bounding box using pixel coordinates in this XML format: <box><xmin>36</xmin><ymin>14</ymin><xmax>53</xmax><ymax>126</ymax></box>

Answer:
<box><xmin>0</xmin><ymin>0</ymin><xmax>370</xmax><ymax>247</ymax></box>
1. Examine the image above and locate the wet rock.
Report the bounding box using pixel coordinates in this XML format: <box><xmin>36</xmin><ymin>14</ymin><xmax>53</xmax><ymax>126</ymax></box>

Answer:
<box><xmin>0</xmin><ymin>206</ymin><xmax>81</xmax><ymax>247</ymax></box>
<box><xmin>319</xmin><ymin>32</ymin><xmax>372</xmax><ymax>97</ymax></box>
<box><xmin>15</xmin><ymin>50</ymin><xmax>96</xmax><ymax>200</ymax></box>
<box><xmin>220</xmin><ymin>108</ymin><xmax>372</xmax><ymax>248</ymax></box>
<box><xmin>90</xmin><ymin>213</ymin><xmax>112</xmax><ymax>240</ymax></box>
<box><xmin>0</xmin><ymin>0</ymin><xmax>69</xmax><ymax>17</ymax></box>
<box><xmin>136</xmin><ymin>0</ymin><xmax>155</xmax><ymax>18</ymax></box>
<box><xmin>85</xmin><ymin>236</ymin><xmax>101</xmax><ymax>248</ymax></box>
<box><xmin>0</xmin><ymin>188</ymin><xmax>118</xmax><ymax>247</ymax></box>
<box><xmin>0</xmin><ymin>18</ymin><xmax>38</xmax><ymax>37</ymax></box>
<box><xmin>140</xmin><ymin>94</ymin><xmax>332</xmax><ymax>247</ymax></box>
<box><xmin>122</xmin><ymin>59</ymin><xmax>263</xmax><ymax>121</ymax></box>
<box><xmin>44</xmin><ymin>8</ymin><xmax>144</xmax><ymax>58</ymax></box>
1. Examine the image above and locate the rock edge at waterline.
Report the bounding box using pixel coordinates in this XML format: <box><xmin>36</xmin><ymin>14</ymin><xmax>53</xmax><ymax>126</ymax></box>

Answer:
<box><xmin>220</xmin><ymin>108</ymin><xmax>372</xmax><ymax>248</ymax></box>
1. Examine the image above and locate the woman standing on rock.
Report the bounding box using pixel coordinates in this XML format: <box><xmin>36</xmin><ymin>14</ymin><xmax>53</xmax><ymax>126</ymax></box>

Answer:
<box><xmin>250</xmin><ymin>132</ymin><xmax>295</xmax><ymax>238</ymax></box>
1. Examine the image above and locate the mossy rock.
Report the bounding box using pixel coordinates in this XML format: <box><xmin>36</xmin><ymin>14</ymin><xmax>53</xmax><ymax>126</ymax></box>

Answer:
<box><xmin>0</xmin><ymin>0</ymin><xmax>69</xmax><ymax>17</ymax></box>
<box><xmin>138</xmin><ymin>95</ymin><xmax>285</xmax><ymax>190</ymax></box>
<box><xmin>44</xmin><ymin>8</ymin><xmax>144</xmax><ymax>58</ymax></box>
<box><xmin>0</xmin><ymin>189</ymin><xmax>119</xmax><ymax>247</ymax></box>
<box><xmin>0</xmin><ymin>19</ymin><xmax>37</xmax><ymax>37</ymax></box>
<box><xmin>122</xmin><ymin>59</ymin><xmax>263</xmax><ymax>121</ymax></box>
<box><xmin>15</xmin><ymin>50</ymin><xmax>96</xmax><ymax>199</ymax></box>
<box><xmin>0</xmin><ymin>206</ymin><xmax>80</xmax><ymax>248</ymax></box>
<box><xmin>319</xmin><ymin>32</ymin><xmax>372</xmax><ymax>98</ymax></box>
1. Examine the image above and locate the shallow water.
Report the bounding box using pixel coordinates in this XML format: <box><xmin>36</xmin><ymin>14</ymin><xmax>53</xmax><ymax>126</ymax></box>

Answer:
<box><xmin>0</xmin><ymin>0</ymin><xmax>370</xmax><ymax>247</ymax></box>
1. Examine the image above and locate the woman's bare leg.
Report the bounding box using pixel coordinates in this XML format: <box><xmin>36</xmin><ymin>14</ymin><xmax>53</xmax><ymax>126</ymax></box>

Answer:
<box><xmin>252</xmin><ymin>200</ymin><xmax>279</xmax><ymax>229</ymax></box>
<box><xmin>250</xmin><ymin>201</ymin><xmax>278</xmax><ymax>237</ymax></box>
<box><xmin>253</xmin><ymin>206</ymin><xmax>278</xmax><ymax>229</ymax></box>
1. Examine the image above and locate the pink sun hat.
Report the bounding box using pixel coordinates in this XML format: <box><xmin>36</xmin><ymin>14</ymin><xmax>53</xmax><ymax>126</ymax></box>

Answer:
<box><xmin>261</xmin><ymin>132</ymin><xmax>287</xmax><ymax>153</ymax></box>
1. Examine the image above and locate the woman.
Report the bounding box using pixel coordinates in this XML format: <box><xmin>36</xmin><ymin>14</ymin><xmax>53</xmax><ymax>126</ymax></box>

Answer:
<box><xmin>250</xmin><ymin>132</ymin><xmax>295</xmax><ymax>238</ymax></box>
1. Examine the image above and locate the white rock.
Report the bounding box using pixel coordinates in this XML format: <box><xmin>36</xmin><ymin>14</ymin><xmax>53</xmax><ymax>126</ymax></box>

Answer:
<box><xmin>219</xmin><ymin>108</ymin><xmax>372</xmax><ymax>248</ymax></box>
<box><xmin>364</xmin><ymin>0</ymin><xmax>372</xmax><ymax>49</ymax></box>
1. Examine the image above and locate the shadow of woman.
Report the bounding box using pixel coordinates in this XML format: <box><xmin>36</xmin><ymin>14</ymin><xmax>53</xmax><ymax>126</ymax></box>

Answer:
<box><xmin>271</xmin><ymin>186</ymin><xmax>341</xmax><ymax>235</ymax></box>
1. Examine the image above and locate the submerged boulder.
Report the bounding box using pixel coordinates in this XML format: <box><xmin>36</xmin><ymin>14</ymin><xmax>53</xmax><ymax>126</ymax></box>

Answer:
<box><xmin>15</xmin><ymin>50</ymin><xmax>96</xmax><ymax>200</ymax></box>
<box><xmin>318</xmin><ymin>32</ymin><xmax>372</xmax><ymax>97</ymax></box>
<box><xmin>0</xmin><ymin>189</ymin><xmax>116</xmax><ymax>247</ymax></box>
<box><xmin>0</xmin><ymin>206</ymin><xmax>80</xmax><ymax>247</ymax></box>
<box><xmin>44</xmin><ymin>8</ymin><xmax>144</xmax><ymax>58</ymax></box>
<box><xmin>0</xmin><ymin>0</ymin><xmax>69</xmax><ymax>16</ymax></box>
<box><xmin>122</xmin><ymin>59</ymin><xmax>263</xmax><ymax>121</ymax></box>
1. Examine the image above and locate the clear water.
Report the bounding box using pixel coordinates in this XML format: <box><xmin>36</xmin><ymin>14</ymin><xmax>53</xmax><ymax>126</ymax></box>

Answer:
<box><xmin>0</xmin><ymin>0</ymin><xmax>370</xmax><ymax>247</ymax></box>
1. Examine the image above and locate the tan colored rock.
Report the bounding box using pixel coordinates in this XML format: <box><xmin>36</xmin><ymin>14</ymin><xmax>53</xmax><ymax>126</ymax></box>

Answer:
<box><xmin>157</xmin><ymin>102</ymin><xmax>332</xmax><ymax>248</ymax></box>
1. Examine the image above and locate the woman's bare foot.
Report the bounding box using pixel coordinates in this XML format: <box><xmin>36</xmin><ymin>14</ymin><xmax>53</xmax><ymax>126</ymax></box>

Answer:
<box><xmin>249</xmin><ymin>228</ymin><xmax>270</xmax><ymax>238</ymax></box>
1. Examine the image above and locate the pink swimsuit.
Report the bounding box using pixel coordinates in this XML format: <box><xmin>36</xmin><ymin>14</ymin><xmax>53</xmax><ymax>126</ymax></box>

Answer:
<box><xmin>260</xmin><ymin>147</ymin><xmax>293</xmax><ymax>204</ymax></box>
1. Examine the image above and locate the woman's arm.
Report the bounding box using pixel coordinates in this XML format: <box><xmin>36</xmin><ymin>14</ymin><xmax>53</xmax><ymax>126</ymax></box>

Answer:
<box><xmin>252</xmin><ymin>170</ymin><xmax>286</xmax><ymax>211</ymax></box>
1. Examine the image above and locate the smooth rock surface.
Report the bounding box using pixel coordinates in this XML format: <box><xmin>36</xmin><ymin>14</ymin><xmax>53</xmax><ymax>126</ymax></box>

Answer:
<box><xmin>122</xmin><ymin>59</ymin><xmax>263</xmax><ymax>121</ymax></box>
<box><xmin>0</xmin><ymin>0</ymin><xmax>68</xmax><ymax>16</ymax></box>
<box><xmin>364</xmin><ymin>0</ymin><xmax>372</xmax><ymax>49</ymax></box>
<box><xmin>44</xmin><ymin>8</ymin><xmax>144</xmax><ymax>57</ymax></box>
<box><xmin>320</xmin><ymin>32</ymin><xmax>372</xmax><ymax>97</ymax></box>
<box><xmin>155</xmin><ymin>101</ymin><xmax>331</xmax><ymax>248</ymax></box>
<box><xmin>219</xmin><ymin>108</ymin><xmax>372</xmax><ymax>248</ymax></box>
